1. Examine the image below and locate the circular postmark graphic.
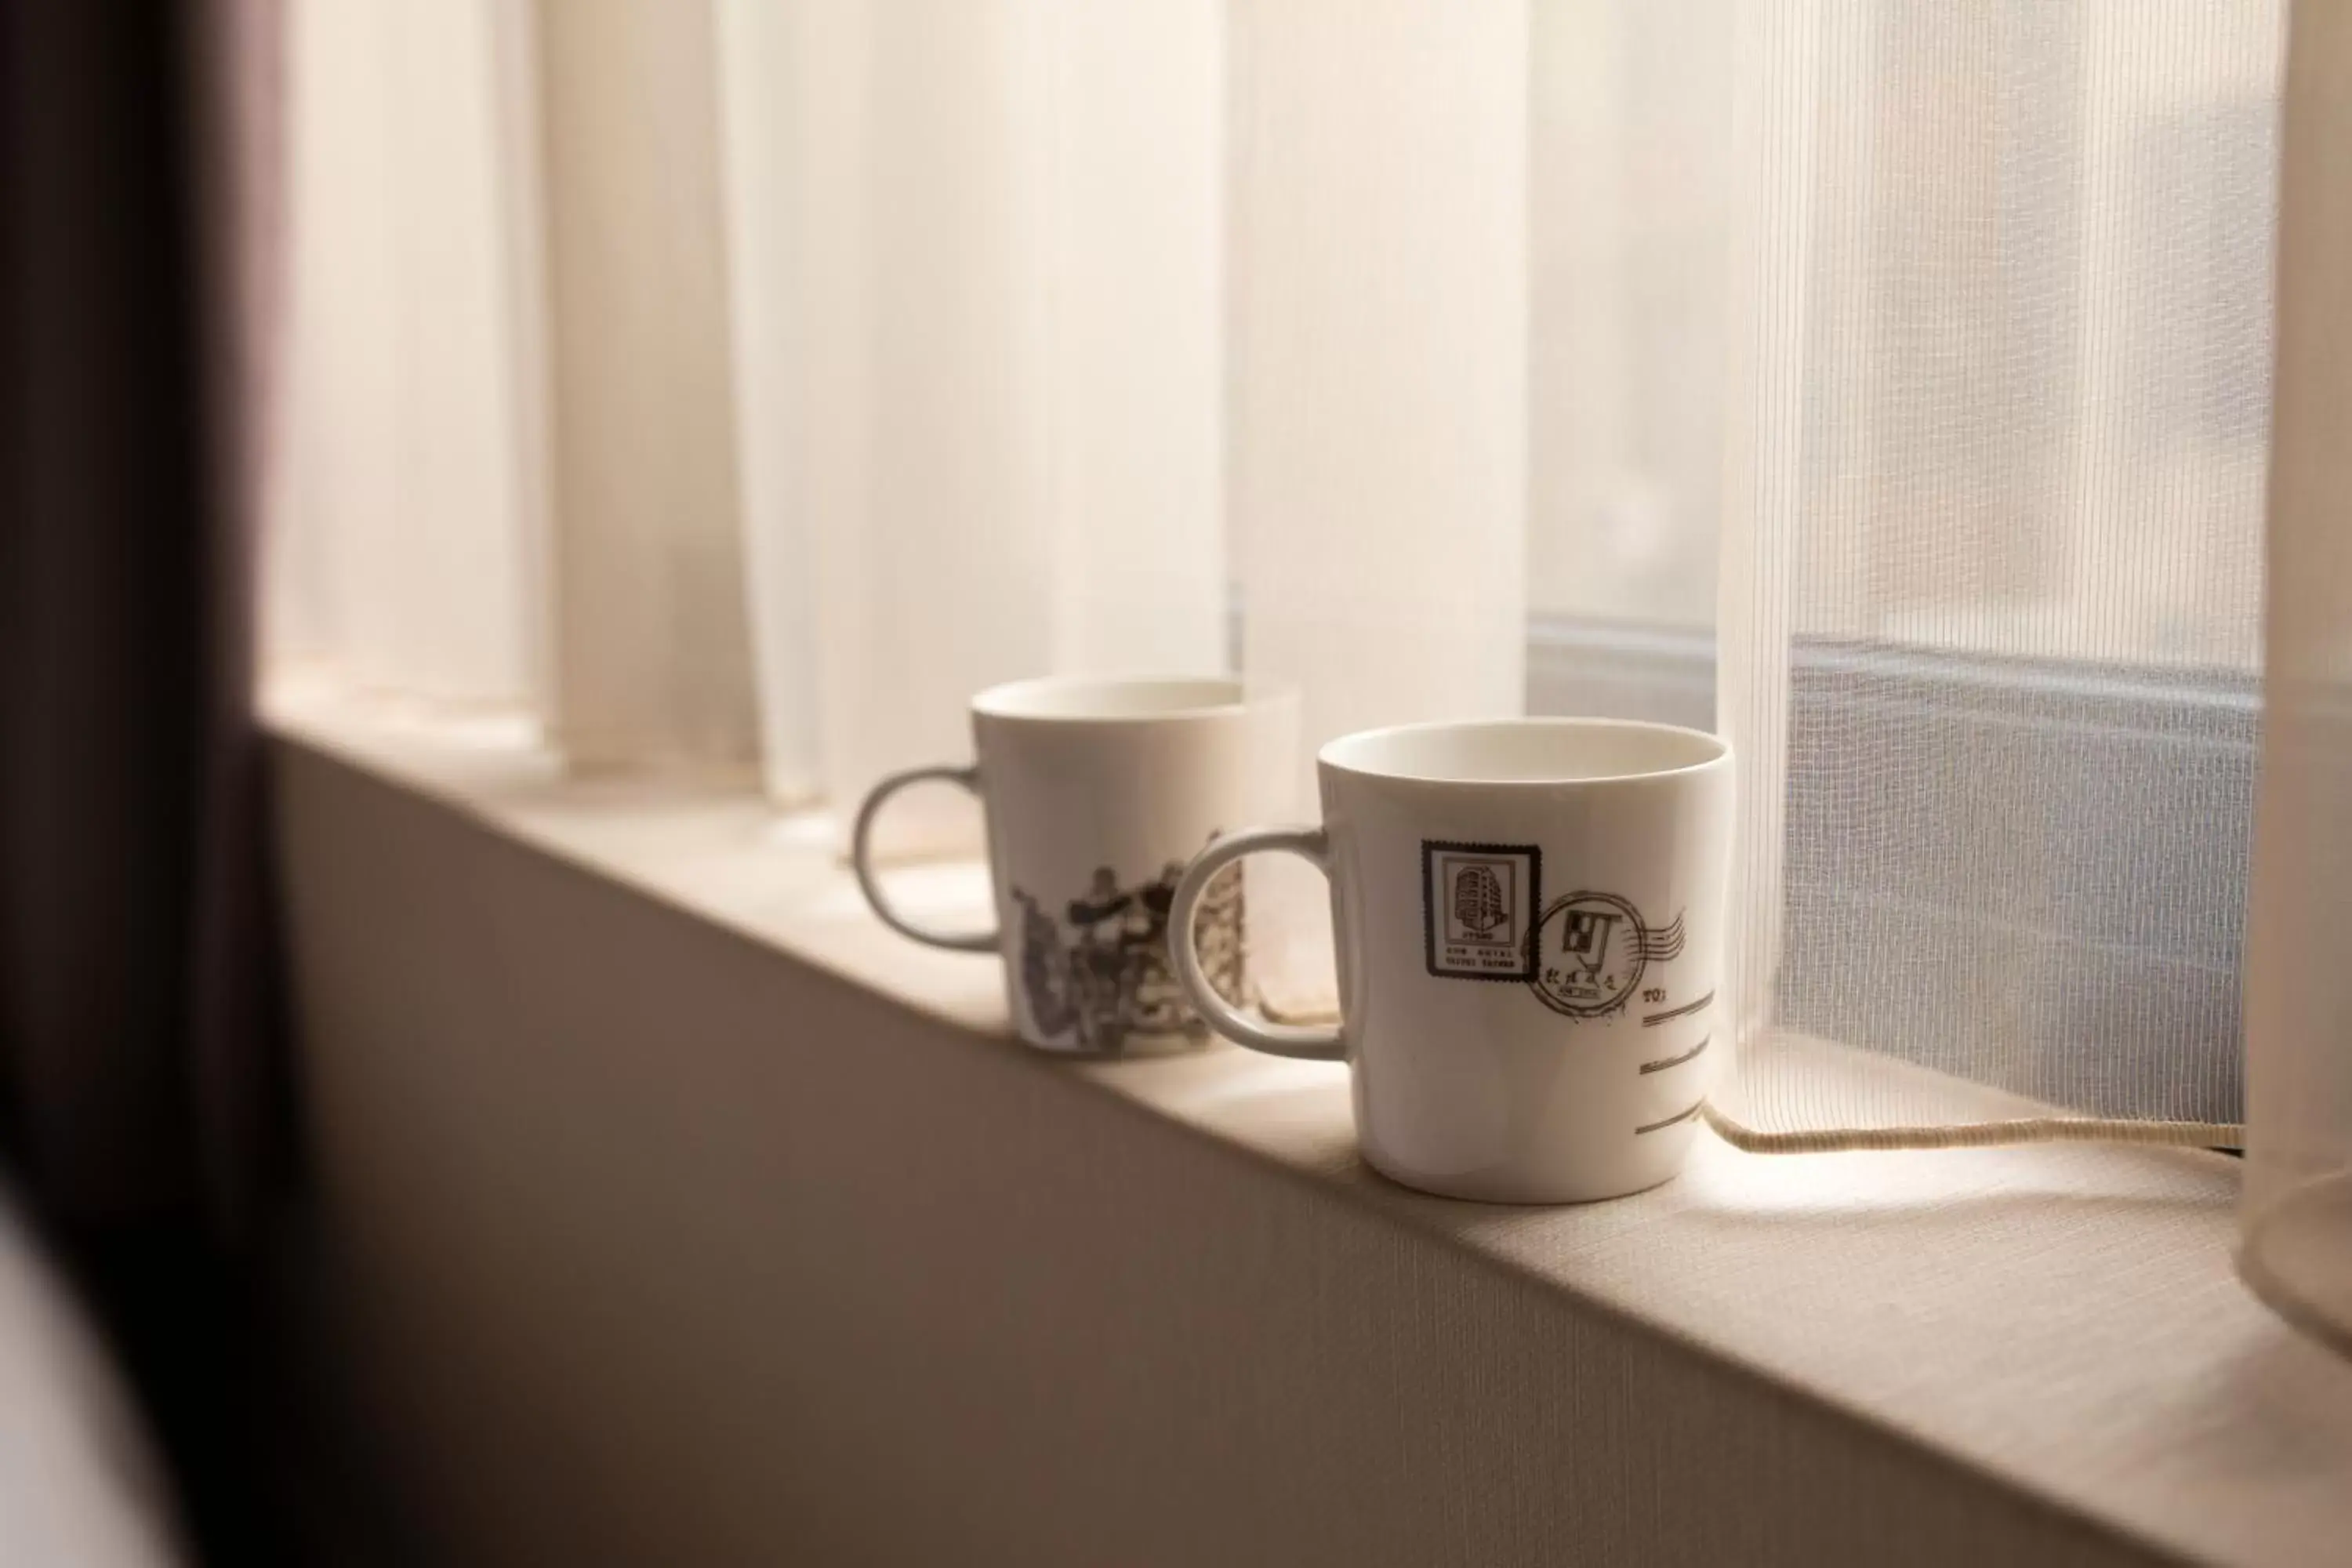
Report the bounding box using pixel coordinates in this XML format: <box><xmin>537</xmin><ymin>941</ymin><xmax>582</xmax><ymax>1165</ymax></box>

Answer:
<box><xmin>1526</xmin><ymin>891</ymin><xmax>1654</xmax><ymax>1018</ymax></box>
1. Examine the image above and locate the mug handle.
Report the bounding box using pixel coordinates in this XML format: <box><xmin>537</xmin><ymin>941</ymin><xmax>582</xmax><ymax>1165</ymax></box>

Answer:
<box><xmin>850</xmin><ymin>765</ymin><xmax>1000</xmax><ymax>953</ymax></box>
<box><xmin>1168</xmin><ymin>826</ymin><xmax>1345</xmax><ymax>1062</ymax></box>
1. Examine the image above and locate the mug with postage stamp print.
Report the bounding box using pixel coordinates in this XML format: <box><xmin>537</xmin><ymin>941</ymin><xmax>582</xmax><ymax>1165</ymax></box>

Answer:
<box><xmin>1171</xmin><ymin>718</ymin><xmax>1731</xmax><ymax>1203</ymax></box>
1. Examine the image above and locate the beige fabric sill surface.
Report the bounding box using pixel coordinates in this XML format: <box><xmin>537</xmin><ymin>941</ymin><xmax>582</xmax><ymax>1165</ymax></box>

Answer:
<box><xmin>266</xmin><ymin>676</ymin><xmax>2352</xmax><ymax>1566</ymax></box>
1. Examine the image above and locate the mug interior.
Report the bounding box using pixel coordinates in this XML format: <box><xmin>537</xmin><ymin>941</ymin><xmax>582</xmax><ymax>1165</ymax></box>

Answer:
<box><xmin>1320</xmin><ymin>717</ymin><xmax>1724</xmax><ymax>784</ymax></box>
<box><xmin>972</xmin><ymin>674</ymin><xmax>1254</xmax><ymax>721</ymax></box>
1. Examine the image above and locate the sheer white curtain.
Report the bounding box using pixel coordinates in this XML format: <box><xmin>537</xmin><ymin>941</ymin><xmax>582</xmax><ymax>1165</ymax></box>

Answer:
<box><xmin>1713</xmin><ymin>0</ymin><xmax>2278</xmax><ymax>1145</ymax></box>
<box><xmin>270</xmin><ymin>0</ymin><xmax>1522</xmax><ymax>851</ymax></box>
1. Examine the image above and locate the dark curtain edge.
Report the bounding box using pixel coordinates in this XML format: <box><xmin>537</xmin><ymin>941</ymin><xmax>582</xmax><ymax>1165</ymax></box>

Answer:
<box><xmin>180</xmin><ymin>0</ymin><xmax>295</xmax><ymax>1252</ymax></box>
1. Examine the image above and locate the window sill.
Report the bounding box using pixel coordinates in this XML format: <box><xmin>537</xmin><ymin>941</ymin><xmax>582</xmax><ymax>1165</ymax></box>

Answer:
<box><xmin>264</xmin><ymin>676</ymin><xmax>2352</xmax><ymax>1566</ymax></box>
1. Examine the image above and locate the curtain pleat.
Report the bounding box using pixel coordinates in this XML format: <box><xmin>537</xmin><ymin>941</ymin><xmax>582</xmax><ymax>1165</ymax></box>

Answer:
<box><xmin>718</xmin><ymin>0</ymin><xmax>1226</xmax><ymax>850</ymax></box>
<box><xmin>1229</xmin><ymin>0</ymin><xmax>1530</xmax><ymax>1008</ymax></box>
<box><xmin>273</xmin><ymin>0</ymin><xmax>540</xmax><ymax>709</ymax></box>
<box><xmin>534</xmin><ymin>0</ymin><xmax>762</xmax><ymax>778</ymax></box>
<box><xmin>1531</xmin><ymin>0</ymin><xmax>1732</xmax><ymax>636</ymax></box>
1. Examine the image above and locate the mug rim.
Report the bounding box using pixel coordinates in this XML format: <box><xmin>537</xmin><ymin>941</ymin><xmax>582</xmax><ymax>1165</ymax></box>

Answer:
<box><xmin>1317</xmin><ymin>716</ymin><xmax>1728</xmax><ymax>786</ymax></box>
<box><xmin>971</xmin><ymin>673</ymin><xmax>1298</xmax><ymax>724</ymax></box>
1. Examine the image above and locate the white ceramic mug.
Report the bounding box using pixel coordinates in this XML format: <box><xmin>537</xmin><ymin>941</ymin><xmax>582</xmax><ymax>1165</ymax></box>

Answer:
<box><xmin>1168</xmin><ymin>718</ymin><xmax>1733</xmax><ymax>1203</ymax></box>
<box><xmin>853</xmin><ymin>676</ymin><xmax>1298</xmax><ymax>1054</ymax></box>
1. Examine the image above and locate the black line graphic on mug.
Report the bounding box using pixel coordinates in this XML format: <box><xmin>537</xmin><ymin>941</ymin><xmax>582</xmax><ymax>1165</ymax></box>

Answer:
<box><xmin>1421</xmin><ymin>841</ymin><xmax>1543</xmax><ymax>982</ymax></box>
<box><xmin>1634</xmin><ymin>1099</ymin><xmax>1705</xmax><ymax>1135</ymax></box>
<box><xmin>1525</xmin><ymin>891</ymin><xmax>1687</xmax><ymax>1019</ymax></box>
<box><xmin>1014</xmin><ymin>841</ymin><xmax>1244</xmax><ymax>1052</ymax></box>
<box><xmin>1642</xmin><ymin>989</ymin><xmax>1714</xmax><ymax>1028</ymax></box>
<box><xmin>1638</xmin><ymin>1033</ymin><xmax>1710</xmax><ymax>1075</ymax></box>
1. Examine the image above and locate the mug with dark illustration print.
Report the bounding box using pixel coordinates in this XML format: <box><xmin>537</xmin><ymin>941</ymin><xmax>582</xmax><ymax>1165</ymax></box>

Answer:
<box><xmin>852</xmin><ymin>676</ymin><xmax>1298</xmax><ymax>1054</ymax></box>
